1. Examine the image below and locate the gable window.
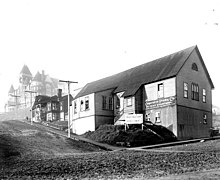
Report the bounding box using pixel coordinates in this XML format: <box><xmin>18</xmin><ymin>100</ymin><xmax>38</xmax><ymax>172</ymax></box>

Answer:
<box><xmin>158</xmin><ymin>83</ymin><xmax>164</xmax><ymax>98</ymax></box>
<box><xmin>192</xmin><ymin>63</ymin><xmax>198</xmax><ymax>71</ymax></box>
<box><xmin>202</xmin><ymin>89</ymin><xmax>206</xmax><ymax>103</ymax></box>
<box><xmin>80</xmin><ymin>100</ymin><xmax>84</xmax><ymax>111</ymax></box>
<box><xmin>85</xmin><ymin>96</ymin><xmax>89</xmax><ymax>110</ymax></box>
<box><xmin>191</xmin><ymin>83</ymin><xmax>199</xmax><ymax>101</ymax></box>
<box><xmin>155</xmin><ymin>112</ymin><xmax>161</xmax><ymax>123</ymax></box>
<box><xmin>102</xmin><ymin>96</ymin><xmax>107</xmax><ymax>110</ymax></box>
<box><xmin>126</xmin><ymin>97</ymin><xmax>132</xmax><ymax>107</ymax></box>
<box><xmin>203</xmin><ymin>114</ymin><xmax>207</xmax><ymax>124</ymax></box>
<box><xmin>183</xmin><ymin>82</ymin><xmax>188</xmax><ymax>98</ymax></box>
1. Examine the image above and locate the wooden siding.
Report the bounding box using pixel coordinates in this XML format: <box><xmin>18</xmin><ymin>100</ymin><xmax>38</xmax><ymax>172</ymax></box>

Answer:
<box><xmin>176</xmin><ymin>49</ymin><xmax>212</xmax><ymax>112</ymax></box>
<box><xmin>146</xmin><ymin>105</ymin><xmax>177</xmax><ymax>136</ymax></box>
<box><xmin>144</xmin><ymin>77</ymin><xmax>176</xmax><ymax>101</ymax></box>
<box><xmin>177</xmin><ymin>106</ymin><xmax>212</xmax><ymax>139</ymax></box>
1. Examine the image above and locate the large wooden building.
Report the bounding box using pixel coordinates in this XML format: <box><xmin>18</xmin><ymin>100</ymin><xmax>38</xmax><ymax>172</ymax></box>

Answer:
<box><xmin>72</xmin><ymin>46</ymin><xmax>214</xmax><ymax>139</ymax></box>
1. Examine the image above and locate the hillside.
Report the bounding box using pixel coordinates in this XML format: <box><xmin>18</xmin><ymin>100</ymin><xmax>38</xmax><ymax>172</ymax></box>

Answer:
<box><xmin>0</xmin><ymin>120</ymin><xmax>103</xmax><ymax>163</ymax></box>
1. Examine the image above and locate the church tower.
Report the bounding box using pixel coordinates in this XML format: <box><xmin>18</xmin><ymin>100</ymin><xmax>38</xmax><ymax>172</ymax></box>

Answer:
<box><xmin>18</xmin><ymin>65</ymin><xmax>33</xmax><ymax>108</ymax></box>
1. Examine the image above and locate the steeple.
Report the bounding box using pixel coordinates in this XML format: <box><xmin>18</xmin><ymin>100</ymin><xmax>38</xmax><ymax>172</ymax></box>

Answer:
<box><xmin>8</xmin><ymin>85</ymin><xmax>15</xmax><ymax>95</ymax></box>
<box><xmin>19</xmin><ymin>64</ymin><xmax>32</xmax><ymax>85</ymax></box>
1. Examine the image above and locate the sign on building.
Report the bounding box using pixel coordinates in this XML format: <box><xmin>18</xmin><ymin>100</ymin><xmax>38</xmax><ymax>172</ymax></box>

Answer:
<box><xmin>125</xmin><ymin>114</ymin><xmax>143</xmax><ymax>124</ymax></box>
<box><xmin>145</xmin><ymin>96</ymin><xmax>176</xmax><ymax>110</ymax></box>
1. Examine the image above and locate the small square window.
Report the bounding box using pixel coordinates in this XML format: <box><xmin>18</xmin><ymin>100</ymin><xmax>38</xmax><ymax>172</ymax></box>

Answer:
<box><xmin>155</xmin><ymin>112</ymin><xmax>161</xmax><ymax>123</ymax></box>
<box><xmin>203</xmin><ymin>114</ymin><xmax>207</xmax><ymax>124</ymax></box>
<box><xmin>126</xmin><ymin>97</ymin><xmax>132</xmax><ymax>107</ymax></box>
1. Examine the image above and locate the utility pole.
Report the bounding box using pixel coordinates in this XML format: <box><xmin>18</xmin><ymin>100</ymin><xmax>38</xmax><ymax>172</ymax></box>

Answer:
<box><xmin>9</xmin><ymin>91</ymin><xmax>20</xmax><ymax>120</ymax></box>
<box><xmin>59</xmin><ymin>80</ymin><xmax>78</xmax><ymax>138</ymax></box>
<box><xmin>25</xmin><ymin>90</ymin><xmax>37</xmax><ymax>125</ymax></box>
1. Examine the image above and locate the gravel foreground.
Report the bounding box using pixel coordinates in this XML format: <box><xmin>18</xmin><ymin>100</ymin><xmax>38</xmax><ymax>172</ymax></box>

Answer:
<box><xmin>1</xmin><ymin>120</ymin><xmax>220</xmax><ymax>179</ymax></box>
<box><xmin>1</xmin><ymin>149</ymin><xmax>220</xmax><ymax>179</ymax></box>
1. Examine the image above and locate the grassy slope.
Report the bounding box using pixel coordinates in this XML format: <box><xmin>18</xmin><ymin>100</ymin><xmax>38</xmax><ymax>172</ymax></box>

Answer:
<box><xmin>0</xmin><ymin>120</ymin><xmax>103</xmax><ymax>163</ymax></box>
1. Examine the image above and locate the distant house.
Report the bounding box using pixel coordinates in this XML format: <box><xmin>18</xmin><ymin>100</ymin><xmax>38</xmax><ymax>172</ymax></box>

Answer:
<box><xmin>32</xmin><ymin>89</ymin><xmax>71</xmax><ymax>122</ymax></box>
<box><xmin>5</xmin><ymin>65</ymin><xmax>62</xmax><ymax>112</ymax></box>
<box><xmin>59</xmin><ymin>92</ymin><xmax>73</xmax><ymax>121</ymax></box>
<box><xmin>73</xmin><ymin>46</ymin><xmax>214</xmax><ymax>139</ymax></box>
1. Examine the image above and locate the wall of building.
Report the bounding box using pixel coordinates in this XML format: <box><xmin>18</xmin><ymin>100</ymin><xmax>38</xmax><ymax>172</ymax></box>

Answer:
<box><xmin>176</xmin><ymin>49</ymin><xmax>212</xmax><ymax>139</ymax></box>
<box><xmin>176</xmin><ymin>49</ymin><xmax>212</xmax><ymax>112</ymax></box>
<box><xmin>144</xmin><ymin>77</ymin><xmax>177</xmax><ymax>136</ymax></box>
<box><xmin>72</xmin><ymin>93</ymin><xmax>95</xmax><ymax>134</ymax></box>
<box><xmin>95</xmin><ymin>89</ymin><xmax>114</xmax><ymax>120</ymax></box>
<box><xmin>144</xmin><ymin>77</ymin><xmax>176</xmax><ymax>101</ymax></box>
<box><xmin>73</xmin><ymin>116</ymin><xmax>95</xmax><ymax>135</ymax></box>
<box><xmin>177</xmin><ymin>106</ymin><xmax>212</xmax><ymax>139</ymax></box>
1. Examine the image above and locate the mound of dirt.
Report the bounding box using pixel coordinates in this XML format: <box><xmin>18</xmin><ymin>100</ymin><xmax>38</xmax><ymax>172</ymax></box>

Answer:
<box><xmin>83</xmin><ymin>124</ymin><xmax>177</xmax><ymax>147</ymax></box>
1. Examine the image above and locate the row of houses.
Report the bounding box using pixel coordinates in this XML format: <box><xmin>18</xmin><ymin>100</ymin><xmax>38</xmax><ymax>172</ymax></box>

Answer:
<box><xmin>6</xmin><ymin>65</ymin><xmax>67</xmax><ymax>112</ymax></box>
<box><xmin>32</xmin><ymin>45</ymin><xmax>214</xmax><ymax>140</ymax></box>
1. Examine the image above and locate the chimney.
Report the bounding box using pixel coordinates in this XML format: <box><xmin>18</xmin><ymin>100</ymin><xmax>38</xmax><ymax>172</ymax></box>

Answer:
<box><xmin>57</xmin><ymin>88</ymin><xmax>62</xmax><ymax>102</ymax></box>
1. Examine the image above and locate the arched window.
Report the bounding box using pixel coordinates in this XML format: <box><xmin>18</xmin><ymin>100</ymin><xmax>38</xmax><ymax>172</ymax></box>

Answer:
<box><xmin>192</xmin><ymin>63</ymin><xmax>198</xmax><ymax>71</ymax></box>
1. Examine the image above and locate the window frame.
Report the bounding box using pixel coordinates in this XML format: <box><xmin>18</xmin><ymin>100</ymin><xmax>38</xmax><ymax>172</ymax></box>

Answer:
<box><xmin>203</xmin><ymin>113</ymin><xmax>207</xmax><ymax>124</ymax></box>
<box><xmin>102</xmin><ymin>96</ymin><xmax>107</xmax><ymax>110</ymax></box>
<box><xmin>157</xmin><ymin>83</ymin><xmax>164</xmax><ymax>98</ymax></box>
<box><xmin>191</xmin><ymin>83</ymin><xmax>199</xmax><ymax>101</ymax></box>
<box><xmin>126</xmin><ymin>97</ymin><xmax>132</xmax><ymax>107</ymax></box>
<box><xmin>85</xmin><ymin>96</ymin><xmax>89</xmax><ymax>111</ymax></box>
<box><xmin>183</xmin><ymin>82</ymin><xmax>188</xmax><ymax>98</ymax></box>
<box><xmin>202</xmin><ymin>89</ymin><xmax>206</xmax><ymax>103</ymax></box>
<box><xmin>155</xmin><ymin>112</ymin><xmax>161</xmax><ymax>123</ymax></box>
<box><xmin>109</xmin><ymin>97</ymin><xmax>113</xmax><ymax>110</ymax></box>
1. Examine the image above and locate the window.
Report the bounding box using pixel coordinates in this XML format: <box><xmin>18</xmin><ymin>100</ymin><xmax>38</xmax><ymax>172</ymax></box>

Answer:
<box><xmin>145</xmin><ymin>113</ymin><xmax>151</xmax><ymax>121</ymax></box>
<box><xmin>183</xmin><ymin>82</ymin><xmax>188</xmax><ymax>98</ymax></box>
<box><xmin>191</xmin><ymin>83</ymin><xmax>199</xmax><ymax>101</ymax></box>
<box><xmin>52</xmin><ymin>103</ymin><xmax>57</xmax><ymax>110</ymax></box>
<box><xmin>102</xmin><ymin>96</ymin><xmax>107</xmax><ymax>110</ymax></box>
<box><xmin>52</xmin><ymin>113</ymin><xmax>57</xmax><ymax>120</ymax></box>
<box><xmin>80</xmin><ymin>100</ymin><xmax>84</xmax><ymax>111</ymax></box>
<box><xmin>158</xmin><ymin>83</ymin><xmax>164</xmax><ymax>98</ymax></box>
<box><xmin>155</xmin><ymin>112</ymin><xmax>161</xmax><ymax>123</ymax></box>
<box><xmin>85</xmin><ymin>96</ymin><xmax>89</xmax><ymax>110</ymax></box>
<box><xmin>116</xmin><ymin>97</ymin><xmax>120</xmax><ymax>109</ymax></box>
<box><xmin>109</xmin><ymin>97</ymin><xmax>113</xmax><ymax>110</ymax></box>
<box><xmin>74</xmin><ymin>101</ymin><xmax>77</xmax><ymax>114</ymax></box>
<box><xmin>192</xmin><ymin>63</ymin><xmax>198</xmax><ymax>71</ymax></box>
<box><xmin>126</xmin><ymin>97</ymin><xmax>132</xmax><ymax>107</ymax></box>
<box><xmin>203</xmin><ymin>89</ymin><xmax>206</xmax><ymax>103</ymax></box>
<box><xmin>60</xmin><ymin>102</ymin><xmax>62</xmax><ymax>111</ymax></box>
<box><xmin>203</xmin><ymin>114</ymin><xmax>207</xmax><ymax>124</ymax></box>
<box><xmin>47</xmin><ymin>102</ymin><xmax>51</xmax><ymax>111</ymax></box>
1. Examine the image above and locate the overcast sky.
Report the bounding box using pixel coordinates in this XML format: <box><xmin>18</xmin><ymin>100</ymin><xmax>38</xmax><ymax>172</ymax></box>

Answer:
<box><xmin>0</xmin><ymin>0</ymin><xmax>220</xmax><ymax>112</ymax></box>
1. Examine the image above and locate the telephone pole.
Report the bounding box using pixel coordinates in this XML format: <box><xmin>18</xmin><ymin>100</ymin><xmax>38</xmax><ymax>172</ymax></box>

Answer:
<box><xmin>59</xmin><ymin>80</ymin><xmax>78</xmax><ymax>138</ymax></box>
<box><xmin>25</xmin><ymin>90</ymin><xmax>37</xmax><ymax>125</ymax></box>
<box><xmin>9</xmin><ymin>91</ymin><xmax>20</xmax><ymax>120</ymax></box>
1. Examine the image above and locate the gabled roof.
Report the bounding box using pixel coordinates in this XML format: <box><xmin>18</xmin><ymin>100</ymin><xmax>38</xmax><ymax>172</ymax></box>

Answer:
<box><xmin>8</xmin><ymin>85</ymin><xmax>15</xmax><ymax>94</ymax></box>
<box><xmin>20</xmin><ymin>65</ymin><xmax>32</xmax><ymax>77</ymax></box>
<box><xmin>32</xmin><ymin>95</ymin><xmax>51</xmax><ymax>109</ymax></box>
<box><xmin>75</xmin><ymin>46</ymin><xmax>213</xmax><ymax>98</ymax></box>
<box><xmin>33</xmin><ymin>71</ymin><xmax>42</xmax><ymax>82</ymax></box>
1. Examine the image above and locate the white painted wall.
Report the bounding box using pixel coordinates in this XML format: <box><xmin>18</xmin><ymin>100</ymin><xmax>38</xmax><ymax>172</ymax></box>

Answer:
<box><xmin>144</xmin><ymin>77</ymin><xmax>176</xmax><ymax>101</ymax></box>
<box><xmin>72</xmin><ymin>93</ymin><xmax>95</xmax><ymax>134</ymax></box>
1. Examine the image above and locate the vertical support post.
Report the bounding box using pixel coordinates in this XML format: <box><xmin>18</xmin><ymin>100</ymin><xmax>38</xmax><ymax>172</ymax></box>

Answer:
<box><xmin>67</xmin><ymin>82</ymin><xmax>70</xmax><ymax>138</ymax></box>
<box><xmin>30</xmin><ymin>92</ymin><xmax>33</xmax><ymax>125</ymax></box>
<box><xmin>59</xmin><ymin>80</ymin><xmax>78</xmax><ymax>138</ymax></box>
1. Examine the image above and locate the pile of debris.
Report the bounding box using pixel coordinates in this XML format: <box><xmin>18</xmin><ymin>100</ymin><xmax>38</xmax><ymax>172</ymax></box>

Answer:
<box><xmin>83</xmin><ymin>123</ymin><xmax>177</xmax><ymax>147</ymax></box>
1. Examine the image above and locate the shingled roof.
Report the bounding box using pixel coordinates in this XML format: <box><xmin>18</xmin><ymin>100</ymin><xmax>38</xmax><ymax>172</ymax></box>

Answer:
<box><xmin>75</xmin><ymin>46</ymin><xmax>214</xmax><ymax>98</ymax></box>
